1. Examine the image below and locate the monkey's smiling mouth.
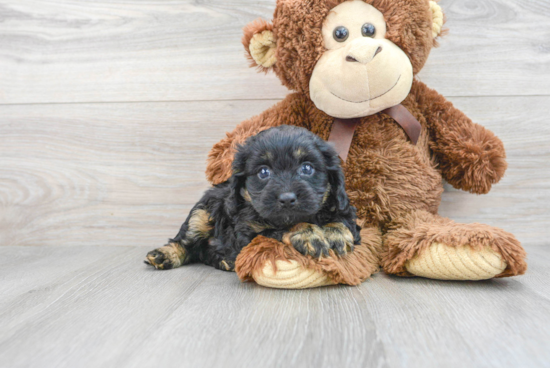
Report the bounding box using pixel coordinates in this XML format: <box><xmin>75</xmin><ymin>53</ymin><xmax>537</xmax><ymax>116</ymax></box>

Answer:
<box><xmin>330</xmin><ymin>75</ymin><xmax>401</xmax><ymax>104</ymax></box>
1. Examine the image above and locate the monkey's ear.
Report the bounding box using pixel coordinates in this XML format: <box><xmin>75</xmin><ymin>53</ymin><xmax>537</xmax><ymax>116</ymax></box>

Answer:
<box><xmin>429</xmin><ymin>1</ymin><xmax>445</xmax><ymax>40</ymax></box>
<box><xmin>242</xmin><ymin>18</ymin><xmax>277</xmax><ymax>71</ymax></box>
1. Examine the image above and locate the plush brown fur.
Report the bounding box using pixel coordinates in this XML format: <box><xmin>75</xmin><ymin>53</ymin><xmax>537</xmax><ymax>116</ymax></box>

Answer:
<box><xmin>236</xmin><ymin>223</ymin><xmax>383</xmax><ymax>285</ymax></box>
<box><xmin>207</xmin><ymin>0</ymin><xmax>527</xmax><ymax>283</ymax></box>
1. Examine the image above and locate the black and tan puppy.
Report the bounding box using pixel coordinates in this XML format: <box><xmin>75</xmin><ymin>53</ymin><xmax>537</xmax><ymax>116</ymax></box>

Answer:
<box><xmin>145</xmin><ymin>125</ymin><xmax>361</xmax><ymax>271</ymax></box>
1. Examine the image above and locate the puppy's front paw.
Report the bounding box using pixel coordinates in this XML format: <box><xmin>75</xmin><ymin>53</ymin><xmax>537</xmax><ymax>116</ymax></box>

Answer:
<box><xmin>145</xmin><ymin>243</ymin><xmax>187</xmax><ymax>270</ymax></box>
<box><xmin>322</xmin><ymin>223</ymin><xmax>354</xmax><ymax>255</ymax></box>
<box><xmin>283</xmin><ymin>223</ymin><xmax>330</xmax><ymax>258</ymax></box>
<box><xmin>219</xmin><ymin>260</ymin><xmax>235</xmax><ymax>272</ymax></box>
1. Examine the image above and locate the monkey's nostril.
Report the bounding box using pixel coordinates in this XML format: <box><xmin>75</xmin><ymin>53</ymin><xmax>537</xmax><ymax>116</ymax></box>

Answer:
<box><xmin>345</xmin><ymin>55</ymin><xmax>358</xmax><ymax>62</ymax></box>
<box><xmin>374</xmin><ymin>46</ymin><xmax>382</xmax><ymax>58</ymax></box>
<box><xmin>278</xmin><ymin>192</ymin><xmax>297</xmax><ymax>207</ymax></box>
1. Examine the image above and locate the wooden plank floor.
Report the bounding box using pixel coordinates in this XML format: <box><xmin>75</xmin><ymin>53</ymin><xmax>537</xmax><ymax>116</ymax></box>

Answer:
<box><xmin>1</xmin><ymin>0</ymin><xmax>549</xmax><ymax>367</ymax></box>
<box><xmin>0</xmin><ymin>0</ymin><xmax>549</xmax><ymax>103</ymax></box>
<box><xmin>0</xmin><ymin>245</ymin><xmax>549</xmax><ymax>368</ymax></box>
<box><xmin>1</xmin><ymin>96</ymin><xmax>549</xmax><ymax>248</ymax></box>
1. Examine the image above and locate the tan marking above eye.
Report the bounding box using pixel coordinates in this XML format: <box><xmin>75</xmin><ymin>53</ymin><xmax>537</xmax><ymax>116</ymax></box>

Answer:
<box><xmin>261</xmin><ymin>151</ymin><xmax>274</xmax><ymax>160</ymax></box>
<box><xmin>293</xmin><ymin>148</ymin><xmax>305</xmax><ymax>158</ymax></box>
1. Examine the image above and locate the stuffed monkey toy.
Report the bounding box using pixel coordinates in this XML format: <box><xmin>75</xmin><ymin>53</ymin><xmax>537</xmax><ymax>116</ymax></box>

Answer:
<box><xmin>205</xmin><ymin>0</ymin><xmax>527</xmax><ymax>288</ymax></box>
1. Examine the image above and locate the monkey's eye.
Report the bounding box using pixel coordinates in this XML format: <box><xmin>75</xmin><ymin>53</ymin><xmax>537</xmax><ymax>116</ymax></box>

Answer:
<box><xmin>333</xmin><ymin>26</ymin><xmax>349</xmax><ymax>42</ymax></box>
<box><xmin>299</xmin><ymin>163</ymin><xmax>315</xmax><ymax>176</ymax></box>
<box><xmin>361</xmin><ymin>23</ymin><xmax>376</xmax><ymax>37</ymax></box>
<box><xmin>258</xmin><ymin>167</ymin><xmax>271</xmax><ymax>180</ymax></box>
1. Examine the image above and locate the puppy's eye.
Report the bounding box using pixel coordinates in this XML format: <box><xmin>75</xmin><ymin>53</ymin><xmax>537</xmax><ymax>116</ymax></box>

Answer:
<box><xmin>299</xmin><ymin>163</ymin><xmax>314</xmax><ymax>176</ymax></box>
<box><xmin>258</xmin><ymin>167</ymin><xmax>271</xmax><ymax>180</ymax></box>
<box><xmin>361</xmin><ymin>23</ymin><xmax>376</xmax><ymax>37</ymax></box>
<box><xmin>333</xmin><ymin>26</ymin><xmax>349</xmax><ymax>42</ymax></box>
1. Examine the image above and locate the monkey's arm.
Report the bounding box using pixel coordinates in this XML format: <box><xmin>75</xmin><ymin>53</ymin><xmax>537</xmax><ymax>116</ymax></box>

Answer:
<box><xmin>413</xmin><ymin>80</ymin><xmax>507</xmax><ymax>194</ymax></box>
<box><xmin>206</xmin><ymin>93</ymin><xmax>308</xmax><ymax>185</ymax></box>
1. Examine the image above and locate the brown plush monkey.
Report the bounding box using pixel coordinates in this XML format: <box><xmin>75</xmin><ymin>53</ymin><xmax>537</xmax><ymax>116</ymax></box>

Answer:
<box><xmin>206</xmin><ymin>0</ymin><xmax>527</xmax><ymax>288</ymax></box>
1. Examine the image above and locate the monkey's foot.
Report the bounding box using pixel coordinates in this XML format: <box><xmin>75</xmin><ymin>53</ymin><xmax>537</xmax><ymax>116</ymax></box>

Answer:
<box><xmin>382</xmin><ymin>211</ymin><xmax>527</xmax><ymax>280</ymax></box>
<box><xmin>255</xmin><ymin>260</ymin><xmax>334</xmax><ymax>289</ymax></box>
<box><xmin>405</xmin><ymin>243</ymin><xmax>506</xmax><ymax>280</ymax></box>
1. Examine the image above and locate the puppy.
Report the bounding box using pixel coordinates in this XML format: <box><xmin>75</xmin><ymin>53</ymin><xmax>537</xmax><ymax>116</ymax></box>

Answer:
<box><xmin>145</xmin><ymin>125</ymin><xmax>361</xmax><ymax>271</ymax></box>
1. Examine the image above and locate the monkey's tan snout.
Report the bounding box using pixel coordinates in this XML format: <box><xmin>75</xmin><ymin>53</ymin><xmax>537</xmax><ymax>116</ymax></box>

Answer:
<box><xmin>345</xmin><ymin>38</ymin><xmax>384</xmax><ymax>64</ymax></box>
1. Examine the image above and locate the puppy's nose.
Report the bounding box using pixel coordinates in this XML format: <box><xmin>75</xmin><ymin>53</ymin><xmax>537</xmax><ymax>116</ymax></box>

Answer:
<box><xmin>278</xmin><ymin>192</ymin><xmax>297</xmax><ymax>207</ymax></box>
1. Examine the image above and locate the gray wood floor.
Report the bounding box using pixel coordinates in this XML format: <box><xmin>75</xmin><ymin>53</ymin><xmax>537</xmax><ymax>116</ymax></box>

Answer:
<box><xmin>1</xmin><ymin>0</ymin><xmax>549</xmax><ymax>367</ymax></box>
<box><xmin>0</xmin><ymin>245</ymin><xmax>549</xmax><ymax>368</ymax></box>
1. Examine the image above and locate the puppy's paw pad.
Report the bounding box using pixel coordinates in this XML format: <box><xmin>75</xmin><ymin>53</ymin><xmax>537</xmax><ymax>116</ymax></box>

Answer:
<box><xmin>284</xmin><ymin>223</ymin><xmax>330</xmax><ymax>258</ymax></box>
<box><xmin>145</xmin><ymin>249</ymin><xmax>174</xmax><ymax>270</ymax></box>
<box><xmin>145</xmin><ymin>243</ymin><xmax>186</xmax><ymax>270</ymax></box>
<box><xmin>219</xmin><ymin>260</ymin><xmax>235</xmax><ymax>272</ymax></box>
<box><xmin>323</xmin><ymin>223</ymin><xmax>355</xmax><ymax>255</ymax></box>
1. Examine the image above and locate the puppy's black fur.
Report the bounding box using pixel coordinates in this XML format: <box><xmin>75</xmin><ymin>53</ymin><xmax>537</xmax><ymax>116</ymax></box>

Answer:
<box><xmin>145</xmin><ymin>125</ymin><xmax>361</xmax><ymax>271</ymax></box>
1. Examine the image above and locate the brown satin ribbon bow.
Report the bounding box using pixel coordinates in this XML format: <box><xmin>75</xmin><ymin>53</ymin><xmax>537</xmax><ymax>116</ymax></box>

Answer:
<box><xmin>327</xmin><ymin>104</ymin><xmax>421</xmax><ymax>162</ymax></box>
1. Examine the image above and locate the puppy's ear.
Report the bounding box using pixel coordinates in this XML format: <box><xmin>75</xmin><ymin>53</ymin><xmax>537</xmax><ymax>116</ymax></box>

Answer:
<box><xmin>226</xmin><ymin>173</ymin><xmax>245</xmax><ymax>216</ymax></box>
<box><xmin>225</xmin><ymin>146</ymin><xmax>247</xmax><ymax>216</ymax></box>
<box><xmin>328</xmin><ymin>166</ymin><xmax>350</xmax><ymax>212</ymax></box>
<box><xmin>317</xmin><ymin>141</ymin><xmax>349</xmax><ymax>212</ymax></box>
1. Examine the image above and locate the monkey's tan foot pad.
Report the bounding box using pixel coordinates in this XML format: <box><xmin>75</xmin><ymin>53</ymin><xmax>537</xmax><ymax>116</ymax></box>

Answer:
<box><xmin>405</xmin><ymin>242</ymin><xmax>507</xmax><ymax>280</ymax></box>
<box><xmin>254</xmin><ymin>260</ymin><xmax>335</xmax><ymax>289</ymax></box>
<box><xmin>235</xmin><ymin>235</ymin><xmax>379</xmax><ymax>289</ymax></box>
